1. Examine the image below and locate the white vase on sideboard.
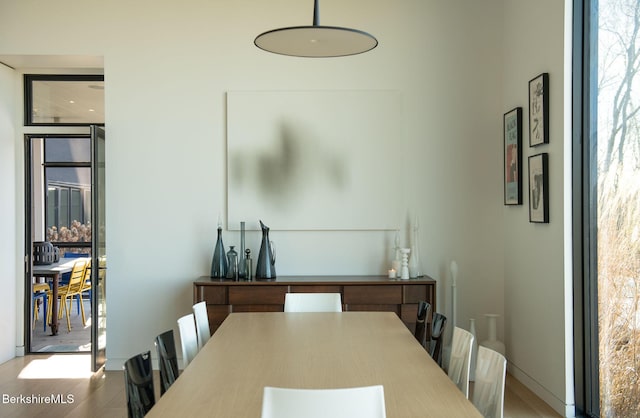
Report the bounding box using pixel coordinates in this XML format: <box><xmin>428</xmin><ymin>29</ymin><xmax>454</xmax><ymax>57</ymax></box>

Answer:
<box><xmin>408</xmin><ymin>216</ymin><xmax>423</xmax><ymax>278</ymax></box>
<box><xmin>480</xmin><ymin>313</ymin><xmax>505</xmax><ymax>356</ymax></box>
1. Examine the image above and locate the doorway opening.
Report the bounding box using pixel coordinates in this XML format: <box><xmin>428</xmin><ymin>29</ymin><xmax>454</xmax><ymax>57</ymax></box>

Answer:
<box><xmin>26</xmin><ymin>134</ymin><xmax>93</xmax><ymax>353</ymax></box>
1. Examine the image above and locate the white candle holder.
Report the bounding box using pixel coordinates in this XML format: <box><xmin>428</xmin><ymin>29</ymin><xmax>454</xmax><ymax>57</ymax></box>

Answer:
<box><xmin>400</xmin><ymin>248</ymin><xmax>411</xmax><ymax>280</ymax></box>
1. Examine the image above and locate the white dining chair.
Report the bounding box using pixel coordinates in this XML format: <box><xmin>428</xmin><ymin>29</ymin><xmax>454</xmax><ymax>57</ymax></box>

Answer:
<box><xmin>261</xmin><ymin>385</ymin><xmax>386</xmax><ymax>418</ymax></box>
<box><xmin>284</xmin><ymin>292</ymin><xmax>343</xmax><ymax>312</ymax></box>
<box><xmin>193</xmin><ymin>301</ymin><xmax>211</xmax><ymax>350</ymax></box>
<box><xmin>448</xmin><ymin>326</ymin><xmax>474</xmax><ymax>398</ymax></box>
<box><xmin>177</xmin><ymin>313</ymin><xmax>199</xmax><ymax>368</ymax></box>
<box><xmin>472</xmin><ymin>345</ymin><xmax>507</xmax><ymax>418</ymax></box>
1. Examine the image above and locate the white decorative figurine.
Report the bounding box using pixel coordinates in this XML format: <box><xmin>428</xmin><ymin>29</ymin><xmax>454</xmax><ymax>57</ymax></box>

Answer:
<box><xmin>400</xmin><ymin>248</ymin><xmax>411</xmax><ymax>280</ymax></box>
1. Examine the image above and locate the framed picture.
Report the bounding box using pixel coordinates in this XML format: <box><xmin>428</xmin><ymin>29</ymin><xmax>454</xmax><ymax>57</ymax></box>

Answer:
<box><xmin>504</xmin><ymin>107</ymin><xmax>523</xmax><ymax>205</ymax></box>
<box><xmin>528</xmin><ymin>72</ymin><xmax>549</xmax><ymax>146</ymax></box>
<box><xmin>528</xmin><ymin>153</ymin><xmax>549</xmax><ymax>223</ymax></box>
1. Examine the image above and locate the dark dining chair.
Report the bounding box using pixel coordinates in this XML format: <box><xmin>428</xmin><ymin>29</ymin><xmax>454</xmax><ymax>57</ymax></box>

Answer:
<box><xmin>429</xmin><ymin>312</ymin><xmax>448</xmax><ymax>368</ymax></box>
<box><xmin>123</xmin><ymin>351</ymin><xmax>155</xmax><ymax>418</ymax></box>
<box><xmin>413</xmin><ymin>300</ymin><xmax>431</xmax><ymax>349</ymax></box>
<box><xmin>155</xmin><ymin>330</ymin><xmax>179</xmax><ymax>395</ymax></box>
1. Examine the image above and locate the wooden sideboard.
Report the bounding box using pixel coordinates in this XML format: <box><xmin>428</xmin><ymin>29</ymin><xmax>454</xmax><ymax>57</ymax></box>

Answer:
<box><xmin>193</xmin><ymin>276</ymin><xmax>436</xmax><ymax>335</ymax></box>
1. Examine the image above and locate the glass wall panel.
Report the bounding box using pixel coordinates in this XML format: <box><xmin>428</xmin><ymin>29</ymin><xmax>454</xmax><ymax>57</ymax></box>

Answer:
<box><xmin>44</xmin><ymin>137</ymin><xmax>91</xmax><ymax>162</ymax></box>
<box><xmin>595</xmin><ymin>0</ymin><xmax>640</xmax><ymax>415</ymax></box>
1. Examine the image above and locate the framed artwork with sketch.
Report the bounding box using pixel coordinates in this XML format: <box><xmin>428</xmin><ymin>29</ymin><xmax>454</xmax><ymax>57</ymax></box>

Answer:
<box><xmin>504</xmin><ymin>107</ymin><xmax>523</xmax><ymax>205</ymax></box>
<box><xmin>529</xmin><ymin>73</ymin><xmax>549</xmax><ymax>146</ymax></box>
<box><xmin>528</xmin><ymin>153</ymin><xmax>549</xmax><ymax>223</ymax></box>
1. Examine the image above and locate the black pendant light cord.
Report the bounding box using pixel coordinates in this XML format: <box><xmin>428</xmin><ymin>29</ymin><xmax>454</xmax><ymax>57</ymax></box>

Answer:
<box><xmin>313</xmin><ymin>0</ymin><xmax>319</xmax><ymax>26</ymax></box>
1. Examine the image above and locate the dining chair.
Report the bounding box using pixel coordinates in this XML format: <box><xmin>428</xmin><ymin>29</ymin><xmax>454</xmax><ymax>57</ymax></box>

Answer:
<box><xmin>123</xmin><ymin>350</ymin><xmax>155</xmax><ymax>418</ymax></box>
<box><xmin>428</xmin><ymin>312</ymin><xmax>447</xmax><ymax>367</ymax></box>
<box><xmin>46</xmin><ymin>259</ymin><xmax>87</xmax><ymax>332</ymax></box>
<box><xmin>261</xmin><ymin>385</ymin><xmax>386</xmax><ymax>418</ymax></box>
<box><xmin>413</xmin><ymin>300</ymin><xmax>431</xmax><ymax>348</ymax></box>
<box><xmin>192</xmin><ymin>301</ymin><xmax>211</xmax><ymax>350</ymax></box>
<box><xmin>448</xmin><ymin>326</ymin><xmax>474</xmax><ymax>398</ymax></box>
<box><xmin>79</xmin><ymin>258</ymin><xmax>92</xmax><ymax>303</ymax></box>
<box><xmin>472</xmin><ymin>345</ymin><xmax>507</xmax><ymax>418</ymax></box>
<box><xmin>283</xmin><ymin>292</ymin><xmax>343</xmax><ymax>312</ymax></box>
<box><xmin>155</xmin><ymin>329</ymin><xmax>179</xmax><ymax>395</ymax></box>
<box><xmin>32</xmin><ymin>282</ymin><xmax>49</xmax><ymax>331</ymax></box>
<box><xmin>177</xmin><ymin>313</ymin><xmax>199</xmax><ymax>368</ymax></box>
<box><xmin>65</xmin><ymin>259</ymin><xmax>91</xmax><ymax>327</ymax></box>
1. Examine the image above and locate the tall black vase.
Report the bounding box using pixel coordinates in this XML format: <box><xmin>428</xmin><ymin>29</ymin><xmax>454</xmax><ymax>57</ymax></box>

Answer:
<box><xmin>255</xmin><ymin>220</ymin><xmax>276</xmax><ymax>280</ymax></box>
<box><xmin>210</xmin><ymin>227</ymin><xmax>228</xmax><ymax>278</ymax></box>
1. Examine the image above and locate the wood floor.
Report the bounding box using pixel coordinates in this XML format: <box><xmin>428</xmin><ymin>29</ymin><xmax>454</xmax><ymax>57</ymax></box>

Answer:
<box><xmin>0</xmin><ymin>354</ymin><xmax>562</xmax><ymax>418</ymax></box>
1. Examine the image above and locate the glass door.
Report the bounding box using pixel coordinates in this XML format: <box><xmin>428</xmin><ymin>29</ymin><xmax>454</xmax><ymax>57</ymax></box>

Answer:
<box><xmin>25</xmin><ymin>135</ymin><xmax>93</xmax><ymax>352</ymax></box>
<box><xmin>91</xmin><ymin>125</ymin><xmax>107</xmax><ymax>372</ymax></box>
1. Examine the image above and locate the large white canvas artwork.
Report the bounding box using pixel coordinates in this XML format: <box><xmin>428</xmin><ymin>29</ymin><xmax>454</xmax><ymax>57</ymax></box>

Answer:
<box><xmin>227</xmin><ymin>90</ymin><xmax>403</xmax><ymax>230</ymax></box>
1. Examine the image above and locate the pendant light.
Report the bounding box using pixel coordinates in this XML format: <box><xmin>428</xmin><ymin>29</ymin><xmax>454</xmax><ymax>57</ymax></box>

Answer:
<box><xmin>254</xmin><ymin>0</ymin><xmax>378</xmax><ymax>58</ymax></box>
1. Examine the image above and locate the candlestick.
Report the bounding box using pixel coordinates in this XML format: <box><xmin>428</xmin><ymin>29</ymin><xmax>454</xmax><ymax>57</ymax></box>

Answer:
<box><xmin>400</xmin><ymin>248</ymin><xmax>411</xmax><ymax>280</ymax></box>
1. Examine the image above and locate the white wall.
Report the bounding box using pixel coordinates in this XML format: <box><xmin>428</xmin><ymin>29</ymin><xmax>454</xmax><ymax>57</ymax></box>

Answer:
<box><xmin>502</xmin><ymin>0</ymin><xmax>574</xmax><ymax>416</ymax></box>
<box><xmin>0</xmin><ymin>63</ymin><xmax>17</xmax><ymax>362</ymax></box>
<box><xmin>0</xmin><ymin>0</ymin><xmax>571</xmax><ymax>415</ymax></box>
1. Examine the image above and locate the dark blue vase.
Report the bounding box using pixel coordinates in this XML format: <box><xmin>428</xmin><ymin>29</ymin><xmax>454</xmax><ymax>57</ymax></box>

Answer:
<box><xmin>210</xmin><ymin>227</ymin><xmax>228</xmax><ymax>278</ymax></box>
<box><xmin>255</xmin><ymin>220</ymin><xmax>276</xmax><ymax>280</ymax></box>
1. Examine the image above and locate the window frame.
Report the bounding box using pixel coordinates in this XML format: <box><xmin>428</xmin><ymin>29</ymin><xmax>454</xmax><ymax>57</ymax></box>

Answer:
<box><xmin>573</xmin><ymin>0</ymin><xmax>602</xmax><ymax>416</ymax></box>
<box><xmin>24</xmin><ymin>74</ymin><xmax>104</xmax><ymax>126</ymax></box>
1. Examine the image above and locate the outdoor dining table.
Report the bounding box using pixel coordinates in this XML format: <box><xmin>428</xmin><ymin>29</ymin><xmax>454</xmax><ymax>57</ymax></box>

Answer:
<box><xmin>146</xmin><ymin>311</ymin><xmax>482</xmax><ymax>418</ymax></box>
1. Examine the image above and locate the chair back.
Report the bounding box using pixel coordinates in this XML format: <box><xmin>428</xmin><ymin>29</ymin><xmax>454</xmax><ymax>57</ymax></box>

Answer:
<box><xmin>123</xmin><ymin>351</ymin><xmax>155</xmax><ymax>418</ymax></box>
<box><xmin>177</xmin><ymin>313</ymin><xmax>199</xmax><ymax>367</ymax></box>
<box><xmin>472</xmin><ymin>346</ymin><xmax>507</xmax><ymax>418</ymax></box>
<box><xmin>261</xmin><ymin>385</ymin><xmax>386</xmax><ymax>418</ymax></box>
<box><xmin>413</xmin><ymin>300</ymin><xmax>431</xmax><ymax>348</ymax></box>
<box><xmin>80</xmin><ymin>259</ymin><xmax>92</xmax><ymax>290</ymax></box>
<box><xmin>59</xmin><ymin>253</ymin><xmax>89</xmax><ymax>284</ymax></box>
<box><xmin>65</xmin><ymin>259</ymin><xmax>88</xmax><ymax>292</ymax></box>
<box><xmin>155</xmin><ymin>329</ymin><xmax>179</xmax><ymax>395</ymax></box>
<box><xmin>193</xmin><ymin>301</ymin><xmax>211</xmax><ymax>350</ymax></box>
<box><xmin>429</xmin><ymin>312</ymin><xmax>447</xmax><ymax>366</ymax></box>
<box><xmin>448</xmin><ymin>326</ymin><xmax>474</xmax><ymax>398</ymax></box>
<box><xmin>284</xmin><ymin>293</ymin><xmax>343</xmax><ymax>312</ymax></box>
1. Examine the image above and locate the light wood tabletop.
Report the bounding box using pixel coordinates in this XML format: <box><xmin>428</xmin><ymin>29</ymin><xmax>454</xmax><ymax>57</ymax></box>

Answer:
<box><xmin>146</xmin><ymin>312</ymin><xmax>482</xmax><ymax>417</ymax></box>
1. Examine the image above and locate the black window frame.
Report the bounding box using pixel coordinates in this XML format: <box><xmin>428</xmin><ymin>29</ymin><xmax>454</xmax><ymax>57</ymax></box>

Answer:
<box><xmin>573</xmin><ymin>0</ymin><xmax>600</xmax><ymax>416</ymax></box>
<box><xmin>36</xmin><ymin>134</ymin><xmax>93</xmax><ymax>251</ymax></box>
<box><xmin>24</xmin><ymin>74</ymin><xmax>104</xmax><ymax>126</ymax></box>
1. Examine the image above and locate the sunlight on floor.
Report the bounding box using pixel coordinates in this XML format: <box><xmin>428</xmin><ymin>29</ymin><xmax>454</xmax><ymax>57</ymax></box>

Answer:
<box><xmin>18</xmin><ymin>354</ymin><xmax>93</xmax><ymax>379</ymax></box>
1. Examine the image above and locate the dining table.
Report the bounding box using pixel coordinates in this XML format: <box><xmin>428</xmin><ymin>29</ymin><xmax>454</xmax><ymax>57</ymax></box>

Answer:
<box><xmin>32</xmin><ymin>257</ymin><xmax>84</xmax><ymax>335</ymax></box>
<box><xmin>146</xmin><ymin>311</ymin><xmax>482</xmax><ymax>417</ymax></box>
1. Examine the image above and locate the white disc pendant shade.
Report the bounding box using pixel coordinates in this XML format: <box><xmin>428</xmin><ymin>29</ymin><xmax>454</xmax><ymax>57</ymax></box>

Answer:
<box><xmin>254</xmin><ymin>0</ymin><xmax>378</xmax><ymax>58</ymax></box>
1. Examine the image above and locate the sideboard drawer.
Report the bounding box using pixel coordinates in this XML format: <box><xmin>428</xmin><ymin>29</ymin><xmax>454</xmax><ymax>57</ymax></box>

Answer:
<box><xmin>343</xmin><ymin>285</ymin><xmax>402</xmax><ymax>305</ymax></box>
<box><xmin>228</xmin><ymin>285</ymin><xmax>288</xmax><ymax>304</ymax></box>
<box><xmin>402</xmin><ymin>284</ymin><xmax>429</xmax><ymax>303</ymax></box>
<box><xmin>289</xmin><ymin>285</ymin><xmax>343</xmax><ymax>294</ymax></box>
<box><xmin>197</xmin><ymin>285</ymin><xmax>227</xmax><ymax>304</ymax></box>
